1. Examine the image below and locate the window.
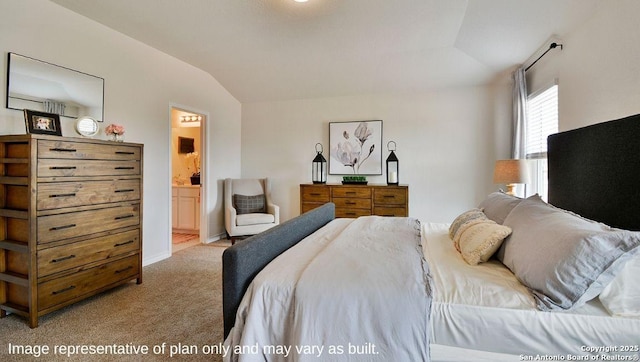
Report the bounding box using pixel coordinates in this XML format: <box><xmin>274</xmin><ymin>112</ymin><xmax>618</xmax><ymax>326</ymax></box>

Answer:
<box><xmin>526</xmin><ymin>83</ymin><xmax>558</xmax><ymax>200</ymax></box>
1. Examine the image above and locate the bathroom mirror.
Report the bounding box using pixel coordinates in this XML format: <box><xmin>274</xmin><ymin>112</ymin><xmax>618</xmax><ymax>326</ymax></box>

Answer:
<box><xmin>6</xmin><ymin>53</ymin><xmax>104</xmax><ymax>121</ymax></box>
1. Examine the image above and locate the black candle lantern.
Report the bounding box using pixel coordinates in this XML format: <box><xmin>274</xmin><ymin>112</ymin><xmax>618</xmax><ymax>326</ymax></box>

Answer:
<box><xmin>386</xmin><ymin>141</ymin><xmax>399</xmax><ymax>185</ymax></box>
<box><xmin>312</xmin><ymin>143</ymin><xmax>327</xmax><ymax>184</ymax></box>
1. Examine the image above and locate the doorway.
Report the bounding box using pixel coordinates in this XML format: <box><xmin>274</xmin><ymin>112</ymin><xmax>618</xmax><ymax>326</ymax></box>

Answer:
<box><xmin>170</xmin><ymin>106</ymin><xmax>206</xmax><ymax>253</ymax></box>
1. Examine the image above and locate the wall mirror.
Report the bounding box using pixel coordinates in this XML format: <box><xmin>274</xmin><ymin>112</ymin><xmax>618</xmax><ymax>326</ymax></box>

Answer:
<box><xmin>6</xmin><ymin>52</ymin><xmax>104</xmax><ymax>121</ymax></box>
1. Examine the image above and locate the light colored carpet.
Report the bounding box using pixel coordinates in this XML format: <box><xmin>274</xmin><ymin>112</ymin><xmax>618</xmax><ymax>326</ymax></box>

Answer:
<box><xmin>0</xmin><ymin>242</ymin><xmax>230</xmax><ymax>361</ymax></box>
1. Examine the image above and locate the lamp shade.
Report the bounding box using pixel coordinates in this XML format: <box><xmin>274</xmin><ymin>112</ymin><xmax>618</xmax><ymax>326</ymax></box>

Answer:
<box><xmin>493</xmin><ymin>159</ymin><xmax>530</xmax><ymax>184</ymax></box>
<box><xmin>312</xmin><ymin>143</ymin><xmax>327</xmax><ymax>184</ymax></box>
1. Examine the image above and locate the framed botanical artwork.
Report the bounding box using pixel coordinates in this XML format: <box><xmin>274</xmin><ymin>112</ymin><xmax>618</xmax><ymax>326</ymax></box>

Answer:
<box><xmin>24</xmin><ymin>109</ymin><xmax>62</xmax><ymax>136</ymax></box>
<box><xmin>329</xmin><ymin>120</ymin><xmax>383</xmax><ymax>175</ymax></box>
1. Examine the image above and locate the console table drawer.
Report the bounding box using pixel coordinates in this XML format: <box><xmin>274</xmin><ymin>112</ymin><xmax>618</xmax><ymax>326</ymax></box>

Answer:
<box><xmin>336</xmin><ymin>208</ymin><xmax>372</xmax><ymax>218</ymax></box>
<box><xmin>374</xmin><ymin>188</ymin><xmax>407</xmax><ymax>205</ymax></box>
<box><xmin>332</xmin><ymin>187</ymin><xmax>371</xmax><ymax>198</ymax></box>
<box><xmin>300</xmin><ymin>185</ymin><xmax>331</xmax><ymax>202</ymax></box>
<box><xmin>38</xmin><ymin>255</ymin><xmax>139</xmax><ymax>310</ymax></box>
<box><xmin>373</xmin><ymin>206</ymin><xmax>408</xmax><ymax>217</ymax></box>
<box><xmin>37</xmin><ymin>204</ymin><xmax>140</xmax><ymax>244</ymax></box>
<box><xmin>333</xmin><ymin>198</ymin><xmax>371</xmax><ymax>210</ymax></box>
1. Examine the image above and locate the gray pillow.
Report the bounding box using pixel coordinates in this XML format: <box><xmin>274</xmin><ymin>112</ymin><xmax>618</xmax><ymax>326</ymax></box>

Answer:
<box><xmin>501</xmin><ymin>195</ymin><xmax>640</xmax><ymax>311</ymax></box>
<box><xmin>233</xmin><ymin>194</ymin><xmax>266</xmax><ymax>214</ymax></box>
<box><xmin>478</xmin><ymin>192</ymin><xmax>522</xmax><ymax>225</ymax></box>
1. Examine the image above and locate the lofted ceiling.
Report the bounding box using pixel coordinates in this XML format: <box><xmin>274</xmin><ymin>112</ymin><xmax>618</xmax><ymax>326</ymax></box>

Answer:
<box><xmin>50</xmin><ymin>0</ymin><xmax>599</xmax><ymax>103</ymax></box>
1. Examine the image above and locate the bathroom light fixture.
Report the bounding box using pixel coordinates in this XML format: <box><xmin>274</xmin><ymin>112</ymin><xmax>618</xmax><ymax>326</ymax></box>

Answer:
<box><xmin>180</xmin><ymin>115</ymin><xmax>202</xmax><ymax>123</ymax></box>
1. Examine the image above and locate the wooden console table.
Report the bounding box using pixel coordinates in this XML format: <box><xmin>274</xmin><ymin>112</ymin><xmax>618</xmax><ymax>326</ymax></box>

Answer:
<box><xmin>300</xmin><ymin>184</ymin><xmax>408</xmax><ymax>218</ymax></box>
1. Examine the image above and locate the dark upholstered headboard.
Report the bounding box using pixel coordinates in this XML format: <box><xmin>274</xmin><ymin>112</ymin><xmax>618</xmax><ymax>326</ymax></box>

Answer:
<box><xmin>548</xmin><ymin>113</ymin><xmax>640</xmax><ymax>231</ymax></box>
<box><xmin>222</xmin><ymin>202</ymin><xmax>335</xmax><ymax>338</ymax></box>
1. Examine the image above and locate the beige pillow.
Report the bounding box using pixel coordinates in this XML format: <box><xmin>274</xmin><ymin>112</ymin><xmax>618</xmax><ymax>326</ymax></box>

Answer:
<box><xmin>454</xmin><ymin>217</ymin><xmax>512</xmax><ymax>265</ymax></box>
<box><xmin>448</xmin><ymin>208</ymin><xmax>485</xmax><ymax>248</ymax></box>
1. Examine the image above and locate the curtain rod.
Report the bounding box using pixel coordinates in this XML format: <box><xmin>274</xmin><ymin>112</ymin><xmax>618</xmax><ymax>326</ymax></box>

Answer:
<box><xmin>525</xmin><ymin>42</ymin><xmax>563</xmax><ymax>72</ymax></box>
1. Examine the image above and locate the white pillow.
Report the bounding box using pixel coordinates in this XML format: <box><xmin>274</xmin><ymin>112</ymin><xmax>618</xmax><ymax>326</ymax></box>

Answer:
<box><xmin>453</xmin><ymin>216</ymin><xmax>512</xmax><ymax>265</ymax></box>
<box><xmin>599</xmin><ymin>255</ymin><xmax>640</xmax><ymax>317</ymax></box>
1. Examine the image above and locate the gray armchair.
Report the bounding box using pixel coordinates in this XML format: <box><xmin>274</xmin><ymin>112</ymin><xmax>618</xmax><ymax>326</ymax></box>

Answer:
<box><xmin>224</xmin><ymin>178</ymin><xmax>279</xmax><ymax>243</ymax></box>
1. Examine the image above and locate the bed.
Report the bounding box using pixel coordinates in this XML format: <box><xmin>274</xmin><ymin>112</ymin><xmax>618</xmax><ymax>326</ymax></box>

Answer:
<box><xmin>222</xmin><ymin>114</ymin><xmax>640</xmax><ymax>361</ymax></box>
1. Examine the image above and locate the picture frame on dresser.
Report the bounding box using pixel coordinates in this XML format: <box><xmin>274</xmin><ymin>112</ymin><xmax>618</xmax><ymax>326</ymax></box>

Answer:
<box><xmin>329</xmin><ymin>120</ymin><xmax>382</xmax><ymax>175</ymax></box>
<box><xmin>23</xmin><ymin>109</ymin><xmax>62</xmax><ymax>136</ymax></box>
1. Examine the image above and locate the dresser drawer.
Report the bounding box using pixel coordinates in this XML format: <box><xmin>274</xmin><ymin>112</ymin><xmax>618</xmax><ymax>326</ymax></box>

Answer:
<box><xmin>37</xmin><ymin>204</ymin><xmax>140</xmax><ymax>244</ymax></box>
<box><xmin>335</xmin><ymin>208</ymin><xmax>372</xmax><ymax>218</ymax></box>
<box><xmin>301</xmin><ymin>185</ymin><xmax>330</xmax><ymax>202</ymax></box>
<box><xmin>373</xmin><ymin>206</ymin><xmax>408</xmax><ymax>217</ymax></box>
<box><xmin>374</xmin><ymin>188</ymin><xmax>407</xmax><ymax>205</ymax></box>
<box><xmin>333</xmin><ymin>197</ymin><xmax>371</xmax><ymax>210</ymax></box>
<box><xmin>38</xmin><ymin>254</ymin><xmax>139</xmax><ymax>310</ymax></box>
<box><xmin>38</xmin><ymin>159</ymin><xmax>140</xmax><ymax>177</ymax></box>
<box><xmin>37</xmin><ymin>179</ymin><xmax>141</xmax><ymax>210</ymax></box>
<box><xmin>38</xmin><ymin>229</ymin><xmax>140</xmax><ymax>277</ymax></box>
<box><xmin>333</xmin><ymin>187</ymin><xmax>371</xmax><ymax>198</ymax></box>
<box><xmin>38</xmin><ymin>140</ymin><xmax>140</xmax><ymax>161</ymax></box>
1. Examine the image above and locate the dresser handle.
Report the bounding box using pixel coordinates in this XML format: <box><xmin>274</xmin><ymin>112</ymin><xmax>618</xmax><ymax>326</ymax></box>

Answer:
<box><xmin>49</xmin><ymin>166</ymin><xmax>77</xmax><ymax>170</ymax></box>
<box><xmin>49</xmin><ymin>147</ymin><xmax>77</xmax><ymax>152</ymax></box>
<box><xmin>114</xmin><ymin>189</ymin><xmax>135</xmax><ymax>193</ymax></box>
<box><xmin>384</xmin><ymin>195</ymin><xmax>396</xmax><ymax>198</ymax></box>
<box><xmin>115</xmin><ymin>151</ymin><xmax>135</xmax><ymax>155</ymax></box>
<box><xmin>52</xmin><ymin>285</ymin><xmax>76</xmax><ymax>295</ymax></box>
<box><xmin>115</xmin><ymin>214</ymin><xmax>135</xmax><ymax>220</ymax></box>
<box><xmin>51</xmin><ymin>254</ymin><xmax>76</xmax><ymax>263</ymax></box>
<box><xmin>50</xmin><ymin>224</ymin><xmax>76</xmax><ymax>231</ymax></box>
<box><xmin>115</xmin><ymin>166</ymin><xmax>135</xmax><ymax>170</ymax></box>
<box><xmin>345</xmin><ymin>202</ymin><xmax>356</xmax><ymax>205</ymax></box>
<box><xmin>115</xmin><ymin>266</ymin><xmax>134</xmax><ymax>274</ymax></box>
<box><xmin>345</xmin><ymin>212</ymin><xmax>356</xmax><ymax>216</ymax></box>
<box><xmin>49</xmin><ymin>193</ymin><xmax>76</xmax><ymax>198</ymax></box>
<box><xmin>115</xmin><ymin>240</ymin><xmax>135</xmax><ymax>247</ymax></box>
<box><xmin>310</xmin><ymin>193</ymin><xmax>321</xmax><ymax>196</ymax></box>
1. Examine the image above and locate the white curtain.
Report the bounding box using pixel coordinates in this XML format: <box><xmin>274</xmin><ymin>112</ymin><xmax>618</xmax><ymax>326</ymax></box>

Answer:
<box><xmin>511</xmin><ymin>66</ymin><xmax>527</xmax><ymax>159</ymax></box>
<box><xmin>44</xmin><ymin>99</ymin><xmax>66</xmax><ymax>116</ymax></box>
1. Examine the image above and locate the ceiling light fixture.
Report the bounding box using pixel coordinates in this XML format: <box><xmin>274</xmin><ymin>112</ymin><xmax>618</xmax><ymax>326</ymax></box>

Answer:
<box><xmin>294</xmin><ymin>0</ymin><xmax>309</xmax><ymax>3</ymax></box>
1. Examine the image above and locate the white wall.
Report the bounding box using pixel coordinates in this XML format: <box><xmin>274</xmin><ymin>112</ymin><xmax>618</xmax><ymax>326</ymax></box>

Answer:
<box><xmin>0</xmin><ymin>0</ymin><xmax>242</xmax><ymax>265</ymax></box>
<box><xmin>242</xmin><ymin>84</ymin><xmax>511</xmax><ymax>223</ymax></box>
<box><xmin>526</xmin><ymin>0</ymin><xmax>640</xmax><ymax>131</ymax></box>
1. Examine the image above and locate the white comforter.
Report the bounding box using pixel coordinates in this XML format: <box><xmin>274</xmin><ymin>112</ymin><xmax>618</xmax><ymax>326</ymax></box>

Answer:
<box><xmin>225</xmin><ymin>216</ymin><xmax>432</xmax><ymax>361</ymax></box>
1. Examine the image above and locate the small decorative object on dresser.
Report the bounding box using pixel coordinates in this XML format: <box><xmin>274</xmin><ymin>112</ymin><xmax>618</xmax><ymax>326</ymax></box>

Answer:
<box><xmin>75</xmin><ymin>116</ymin><xmax>100</xmax><ymax>137</ymax></box>
<box><xmin>342</xmin><ymin>176</ymin><xmax>367</xmax><ymax>184</ymax></box>
<box><xmin>0</xmin><ymin>134</ymin><xmax>143</xmax><ymax>327</ymax></box>
<box><xmin>23</xmin><ymin>109</ymin><xmax>62</xmax><ymax>136</ymax></box>
<box><xmin>386</xmin><ymin>141</ymin><xmax>399</xmax><ymax>185</ymax></box>
<box><xmin>312</xmin><ymin>143</ymin><xmax>327</xmax><ymax>184</ymax></box>
<box><xmin>105</xmin><ymin>123</ymin><xmax>125</xmax><ymax>142</ymax></box>
<box><xmin>300</xmin><ymin>183</ymin><xmax>408</xmax><ymax>218</ymax></box>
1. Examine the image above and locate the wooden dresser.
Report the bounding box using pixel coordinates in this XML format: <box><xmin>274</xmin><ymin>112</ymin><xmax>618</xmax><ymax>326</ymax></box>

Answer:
<box><xmin>300</xmin><ymin>184</ymin><xmax>408</xmax><ymax>218</ymax></box>
<box><xmin>0</xmin><ymin>134</ymin><xmax>143</xmax><ymax>327</ymax></box>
